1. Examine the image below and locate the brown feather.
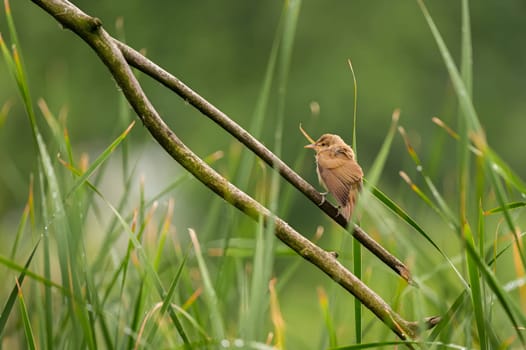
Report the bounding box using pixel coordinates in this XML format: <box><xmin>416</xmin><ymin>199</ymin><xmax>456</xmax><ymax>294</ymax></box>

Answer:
<box><xmin>307</xmin><ymin>134</ymin><xmax>363</xmax><ymax>221</ymax></box>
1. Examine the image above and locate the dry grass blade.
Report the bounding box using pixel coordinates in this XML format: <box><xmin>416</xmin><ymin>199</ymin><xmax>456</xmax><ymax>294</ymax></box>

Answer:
<box><xmin>299</xmin><ymin>123</ymin><xmax>316</xmax><ymax>144</ymax></box>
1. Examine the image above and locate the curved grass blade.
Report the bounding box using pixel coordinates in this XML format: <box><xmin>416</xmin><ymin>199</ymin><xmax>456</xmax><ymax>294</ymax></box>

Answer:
<box><xmin>484</xmin><ymin>202</ymin><xmax>526</xmax><ymax>215</ymax></box>
<box><xmin>145</xmin><ymin>251</ymin><xmax>190</xmax><ymax>345</ymax></box>
<box><xmin>369</xmin><ymin>183</ymin><xmax>468</xmax><ymax>288</ymax></box>
<box><xmin>416</xmin><ymin>0</ymin><xmax>481</xmax><ymax>135</ymax></box>
<box><xmin>485</xmin><ymin>161</ymin><xmax>526</xmax><ymax>270</ymax></box>
<box><xmin>0</xmin><ymin>99</ymin><xmax>12</xmax><ymax>128</ymax></box>
<box><xmin>354</xmin><ymin>108</ymin><xmax>399</xmax><ymax>342</ymax></box>
<box><xmin>462</xmin><ymin>224</ymin><xmax>526</xmax><ymax>345</ymax></box>
<box><xmin>269</xmin><ymin>278</ymin><xmax>285</xmax><ymax>349</ymax></box>
<box><xmin>189</xmin><ymin>229</ymin><xmax>225</xmax><ymax>340</ymax></box>
<box><xmin>90</xmin><ymin>186</ymin><xmax>191</xmax><ymax>347</ymax></box>
<box><xmin>486</xmin><ymin>148</ymin><xmax>526</xmax><ymax>194</ymax></box>
<box><xmin>9</xmin><ymin>176</ymin><xmax>34</xmax><ymax>259</ymax></box>
<box><xmin>427</xmin><ymin>289</ymin><xmax>468</xmax><ymax>343</ymax></box>
<box><xmin>0</xmin><ymin>254</ymin><xmax>65</xmax><ymax>292</ymax></box>
<box><xmin>398</xmin><ymin>126</ymin><xmax>457</xmax><ymax>227</ymax></box>
<box><xmin>318</xmin><ymin>286</ymin><xmax>337</xmax><ymax>348</ymax></box>
<box><xmin>243</xmin><ymin>0</ymin><xmax>301</xmax><ymax>342</ymax></box>
<box><xmin>15</xmin><ymin>278</ymin><xmax>36</xmax><ymax>350</ymax></box>
<box><xmin>347</xmin><ymin>57</ymin><xmax>362</xmax><ymax>344</ymax></box>
<box><xmin>463</xmin><ymin>222</ymin><xmax>487</xmax><ymax>349</ymax></box>
<box><xmin>0</xmin><ymin>238</ymin><xmax>40</xmax><ymax>336</ymax></box>
<box><xmin>65</xmin><ymin>121</ymin><xmax>135</xmax><ymax>198</ymax></box>
<box><xmin>398</xmin><ymin>170</ymin><xmax>446</xmax><ymax>222</ymax></box>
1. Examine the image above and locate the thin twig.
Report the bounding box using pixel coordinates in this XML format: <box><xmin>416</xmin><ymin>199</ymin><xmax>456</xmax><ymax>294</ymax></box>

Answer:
<box><xmin>28</xmin><ymin>0</ymin><xmax>433</xmax><ymax>341</ymax></box>
<box><xmin>114</xmin><ymin>39</ymin><xmax>412</xmax><ymax>284</ymax></box>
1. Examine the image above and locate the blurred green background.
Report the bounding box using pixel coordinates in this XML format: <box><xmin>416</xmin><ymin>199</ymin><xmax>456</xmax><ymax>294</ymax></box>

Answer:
<box><xmin>1</xmin><ymin>0</ymin><xmax>526</xmax><ymax>348</ymax></box>
<box><xmin>2</xmin><ymin>1</ymin><xmax>525</xmax><ymax>215</ymax></box>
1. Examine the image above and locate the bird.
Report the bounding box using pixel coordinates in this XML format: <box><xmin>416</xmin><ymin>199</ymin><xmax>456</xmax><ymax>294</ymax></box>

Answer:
<box><xmin>305</xmin><ymin>134</ymin><xmax>363</xmax><ymax>222</ymax></box>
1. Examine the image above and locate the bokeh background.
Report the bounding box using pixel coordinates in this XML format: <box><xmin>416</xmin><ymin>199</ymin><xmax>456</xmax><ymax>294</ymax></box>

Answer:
<box><xmin>2</xmin><ymin>1</ymin><xmax>526</xmax><ymax>213</ymax></box>
<box><xmin>1</xmin><ymin>0</ymin><xmax>526</xmax><ymax>347</ymax></box>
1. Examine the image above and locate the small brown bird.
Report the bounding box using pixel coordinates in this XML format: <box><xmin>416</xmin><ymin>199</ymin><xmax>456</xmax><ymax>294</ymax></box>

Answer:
<box><xmin>305</xmin><ymin>134</ymin><xmax>363</xmax><ymax>221</ymax></box>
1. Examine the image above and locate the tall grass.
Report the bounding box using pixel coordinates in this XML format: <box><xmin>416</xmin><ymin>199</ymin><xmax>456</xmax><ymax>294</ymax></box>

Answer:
<box><xmin>1</xmin><ymin>1</ymin><xmax>526</xmax><ymax>349</ymax></box>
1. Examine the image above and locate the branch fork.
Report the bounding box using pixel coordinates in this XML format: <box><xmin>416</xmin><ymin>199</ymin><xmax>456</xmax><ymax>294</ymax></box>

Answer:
<box><xmin>29</xmin><ymin>0</ymin><xmax>439</xmax><ymax>341</ymax></box>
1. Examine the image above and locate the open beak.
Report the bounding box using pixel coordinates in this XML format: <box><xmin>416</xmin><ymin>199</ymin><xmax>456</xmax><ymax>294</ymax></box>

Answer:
<box><xmin>304</xmin><ymin>143</ymin><xmax>316</xmax><ymax>149</ymax></box>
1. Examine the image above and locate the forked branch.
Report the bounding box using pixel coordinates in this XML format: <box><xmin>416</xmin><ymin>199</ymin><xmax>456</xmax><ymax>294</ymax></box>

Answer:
<box><xmin>29</xmin><ymin>0</ymin><xmax>438</xmax><ymax>341</ymax></box>
<box><xmin>114</xmin><ymin>38</ymin><xmax>412</xmax><ymax>284</ymax></box>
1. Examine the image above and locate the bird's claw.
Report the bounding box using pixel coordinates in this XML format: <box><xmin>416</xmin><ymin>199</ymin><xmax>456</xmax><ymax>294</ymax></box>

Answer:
<box><xmin>318</xmin><ymin>192</ymin><xmax>328</xmax><ymax>206</ymax></box>
<box><xmin>327</xmin><ymin>251</ymin><xmax>339</xmax><ymax>258</ymax></box>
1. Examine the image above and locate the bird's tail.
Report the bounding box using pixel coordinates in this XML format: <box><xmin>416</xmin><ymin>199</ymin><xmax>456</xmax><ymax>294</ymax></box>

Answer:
<box><xmin>341</xmin><ymin>188</ymin><xmax>359</xmax><ymax>222</ymax></box>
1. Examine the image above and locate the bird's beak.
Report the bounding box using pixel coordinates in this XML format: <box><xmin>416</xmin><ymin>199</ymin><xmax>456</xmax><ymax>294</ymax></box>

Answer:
<box><xmin>304</xmin><ymin>143</ymin><xmax>316</xmax><ymax>149</ymax></box>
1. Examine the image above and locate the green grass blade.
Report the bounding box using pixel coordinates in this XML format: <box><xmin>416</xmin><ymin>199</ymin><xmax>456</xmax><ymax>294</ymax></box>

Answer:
<box><xmin>459</xmin><ymin>0</ymin><xmax>472</xmax><ymax>97</ymax></box>
<box><xmin>242</xmin><ymin>0</ymin><xmax>300</xmax><ymax>343</ymax></box>
<box><xmin>232</xmin><ymin>15</ymin><xmax>281</xmax><ymax>191</ymax></box>
<box><xmin>37</xmin><ymin>99</ymin><xmax>64</xmax><ymax>147</ymax></box>
<box><xmin>2</xmin><ymin>11</ymin><xmax>97</xmax><ymax>347</ymax></box>
<box><xmin>125</xmin><ymin>282</ymin><xmax>145</xmax><ymax>350</ymax></box>
<box><xmin>145</xmin><ymin>251</ymin><xmax>190</xmax><ymax>345</ymax></box>
<box><xmin>363</xmin><ymin>111</ymin><xmax>399</xmax><ymax>191</ymax></box>
<box><xmin>0</xmin><ymin>254</ymin><xmax>65</xmax><ymax>291</ymax></box>
<box><xmin>0</xmin><ymin>99</ymin><xmax>12</xmax><ymax>128</ymax></box>
<box><xmin>369</xmin><ymin>183</ymin><xmax>468</xmax><ymax>288</ymax></box>
<box><xmin>484</xmin><ymin>202</ymin><xmax>526</xmax><ymax>215</ymax></box>
<box><xmin>462</xmin><ymin>226</ymin><xmax>526</xmax><ymax>345</ymax></box>
<box><xmin>348</xmin><ymin>59</ymin><xmax>358</xmax><ymax>153</ymax></box>
<box><xmin>0</xmin><ymin>238</ymin><xmax>40</xmax><ymax>336</ymax></box>
<box><xmin>38</xmin><ymin>134</ymin><xmax>96</xmax><ymax>349</ymax></box>
<box><xmin>65</xmin><ymin>121</ymin><xmax>135</xmax><ymax>198</ymax></box>
<box><xmin>416</xmin><ymin>0</ymin><xmax>481</xmax><ymax>134</ymax></box>
<box><xmin>485</xmin><ymin>161</ymin><xmax>526</xmax><ymax>269</ymax></box>
<box><xmin>4</xmin><ymin>0</ymin><xmax>23</xmax><ymax>61</ymax></box>
<box><xmin>153</xmin><ymin>199</ymin><xmax>173</xmax><ymax>270</ymax></box>
<box><xmin>486</xmin><ymin>148</ymin><xmax>526</xmax><ymax>194</ymax></box>
<box><xmin>398</xmin><ymin>126</ymin><xmax>457</xmax><ymax>227</ymax></box>
<box><xmin>463</xmin><ymin>222</ymin><xmax>487</xmax><ymax>350</ymax></box>
<box><xmin>91</xmin><ymin>187</ymin><xmax>191</xmax><ymax>346</ymax></box>
<box><xmin>0</xmin><ymin>31</ymin><xmax>36</xmax><ymax>133</ymax></box>
<box><xmin>318</xmin><ymin>287</ymin><xmax>337</xmax><ymax>348</ymax></box>
<box><xmin>457</xmin><ymin>0</ymin><xmax>473</xmax><ymax>221</ymax></box>
<box><xmin>330</xmin><ymin>340</ymin><xmax>469</xmax><ymax>349</ymax></box>
<box><xmin>9</xmin><ymin>177</ymin><xmax>33</xmax><ymax>259</ymax></box>
<box><xmin>399</xmin><ymin>170</ymin><xmax>450</xmax><ymax>224</ymax></box>
<box><xmin>353</xmin><ymin>108</ymin><xmax>399</xmax><ymax>343</ymax></box>
<box><xmin>0</xmin><ymin>33</ymin><xmax>17</xmax><ymax>74</ymax></box>
<box><xmin>418</xmin><ymin>0</ymin><xmax>526</xmax><ymax>265</ymax></box>
<box><xmin>37</xmin><ymin>169</ymin><xmax>54</xmax><ymax>350</ymax></box>
<box><xmin>359</xmin><ymin>110</ymin><xmax>400</xmax><ymax>220</ymax></box>
<box><xmin>16</xmin><ymin>280</ymin><xmax>37</xmax><ymax>350</ymax></box>
<box><xmin>427</xmin><ymin>290</ymin><xmax>468</xmax><ymax>342</ymax></box>
<box><xmin>188</xmin><ymin>229</ymin><xmax>225</xmax><ymax>340</ymax></box>
<box><xmin>352</xmin><ymin>237</ymin><xmax>362</xmax><ymax>344</ymax></box>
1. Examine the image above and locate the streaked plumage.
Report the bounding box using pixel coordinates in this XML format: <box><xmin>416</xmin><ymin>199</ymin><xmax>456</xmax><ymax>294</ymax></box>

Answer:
<box><xmin>305</xmin><ymin>134</ymin><xmax>363</xmax><ymax>221</ymax></box>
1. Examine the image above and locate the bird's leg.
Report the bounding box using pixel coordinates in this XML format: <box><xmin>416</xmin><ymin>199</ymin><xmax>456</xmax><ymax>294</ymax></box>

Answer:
<box><xmin>318</xmin><ymin>191</ymin><xmax>328</xmax><ymax>205</ymax></box>
<box><xmin>336</xmin><ymin>205</ymin><xmax>346</xmax><ymax>219</ymax></box>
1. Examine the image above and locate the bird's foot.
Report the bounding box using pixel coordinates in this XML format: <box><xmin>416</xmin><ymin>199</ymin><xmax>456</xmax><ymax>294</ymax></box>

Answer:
<box><xmin>318</xmin><ymin>192</ymin><xmax>328</xmax><ymax>206</ymax></box>
<box><xmin>327</xmin><ymin>251</ymin><xmax>339</xmax><ymax>258</ymax></box>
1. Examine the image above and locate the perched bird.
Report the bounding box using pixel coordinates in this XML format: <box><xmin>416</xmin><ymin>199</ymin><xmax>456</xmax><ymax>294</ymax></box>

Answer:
<box><xmin>305</xmin><ymin>134</ymin><xmax>363</xmax><ymax>221</ymax></box>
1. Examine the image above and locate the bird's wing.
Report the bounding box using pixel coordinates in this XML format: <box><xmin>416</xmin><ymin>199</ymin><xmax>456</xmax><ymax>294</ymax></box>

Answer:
<box><xmin>317</xmin><ymin>146</ymin><xmax>363</xmax><ymax>184</ymax></box>
<box><xmin>317</xmin><ymin>165</ymin><xmax>353</xmax><ymax>206</ymax></box>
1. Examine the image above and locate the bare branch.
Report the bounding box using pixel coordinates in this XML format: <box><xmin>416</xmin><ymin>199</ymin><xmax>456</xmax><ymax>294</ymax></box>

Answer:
<box><xmin>114</xmin><ymin>39</ymin><xmax>412</xmax><ymax>284</ymax></box>
<box><xmin>29</xmin><ymin>0</ymin><xmax>436</xmax><ymax>341</ymax></box>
